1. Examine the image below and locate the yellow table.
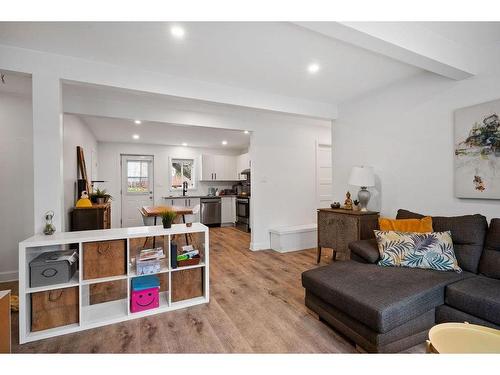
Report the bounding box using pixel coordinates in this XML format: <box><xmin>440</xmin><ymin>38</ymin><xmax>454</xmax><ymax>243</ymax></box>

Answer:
<box><xmin>427</xmin><ymin>322</ymin><xmax>500</xmax><ymax>353</ymax></box>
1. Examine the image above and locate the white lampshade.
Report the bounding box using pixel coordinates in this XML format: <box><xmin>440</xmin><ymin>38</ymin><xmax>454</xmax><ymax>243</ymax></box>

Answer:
<box><xmin>348</xmin><ymin>166</ymin><xmax>375</xmax><ymax>187</ymax></box>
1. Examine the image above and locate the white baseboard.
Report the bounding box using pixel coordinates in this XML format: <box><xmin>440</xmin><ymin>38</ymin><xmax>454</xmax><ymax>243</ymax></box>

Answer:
<box><xmin>0</xmin><ymin>270</ymin><xmax>18</xmax><ymax>282</ymax></box>
<box><xmin>249</xmin><ymin>242</ymin><xmax>269</xmax><ymax>251</ymax></box>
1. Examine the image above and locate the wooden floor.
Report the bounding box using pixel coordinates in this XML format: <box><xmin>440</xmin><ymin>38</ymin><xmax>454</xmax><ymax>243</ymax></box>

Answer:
<box><xmin>1</xmin><ymin>227</ymin><xmax>423</xmax><ymax>353</ymax></box>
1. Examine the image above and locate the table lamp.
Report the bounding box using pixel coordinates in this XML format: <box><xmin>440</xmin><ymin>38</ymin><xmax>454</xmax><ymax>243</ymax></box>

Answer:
<box><xmin>348</xmin><ymin>166</ymin><xmax>375</xmax><ymax>211</ymax></box>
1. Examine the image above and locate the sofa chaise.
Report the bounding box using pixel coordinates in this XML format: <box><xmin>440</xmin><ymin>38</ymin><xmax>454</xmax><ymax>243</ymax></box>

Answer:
<box><xmin>302</xmin><ymin>209</ymin><xmax>500</xmax><ymax>353</ymax></box>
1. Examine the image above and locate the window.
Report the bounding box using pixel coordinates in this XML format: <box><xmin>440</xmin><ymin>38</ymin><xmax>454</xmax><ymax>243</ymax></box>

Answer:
<box><xmin>127</xmin><ymin>160</ymin><xmax>150</xmax><ymax>193</ymax></box>
<box><xmin>171</xmin><ymin>158</ymin><xmax>195</xmax><ymax>190</ymax></box>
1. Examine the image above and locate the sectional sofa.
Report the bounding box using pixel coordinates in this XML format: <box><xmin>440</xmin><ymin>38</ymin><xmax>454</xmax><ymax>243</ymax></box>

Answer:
<box><xmin>302</xmin><ymin>209</ymin><xmax>500</xmax><ymax>353</ymax></box>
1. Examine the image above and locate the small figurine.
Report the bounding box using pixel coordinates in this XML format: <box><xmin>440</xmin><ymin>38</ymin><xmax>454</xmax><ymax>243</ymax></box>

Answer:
<box><xmin>330</xmin><ymin>202</ymin><xmax>341</xmax><ymax>209</ymax></box>
<box><xmin>43</xmin><ymin>211</ymin><xmax>56</xmax><ymax>235</ymax></box>
<box><xmin>344</xmin><ymin>191</ymin><xmax>353</xmax><ymax>210</ymax></box>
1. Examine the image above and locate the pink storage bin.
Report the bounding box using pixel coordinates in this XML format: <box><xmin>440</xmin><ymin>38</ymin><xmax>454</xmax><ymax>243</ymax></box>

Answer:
<box><xmin>130</xmin><ymin>287</ymin><xmax>160</xmax><ymax>313</ymax></box>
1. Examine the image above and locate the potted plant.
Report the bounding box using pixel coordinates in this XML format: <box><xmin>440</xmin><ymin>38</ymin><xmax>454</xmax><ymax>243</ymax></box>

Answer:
<box><xmin>161</xmin><ymin>209</ymin><xmax>177</xmax><ymax>229</ymax></box>
<box><xmin>90</xmin><ymin>188</ymin><xmax>112</xmax><ymax>204</ymax></box>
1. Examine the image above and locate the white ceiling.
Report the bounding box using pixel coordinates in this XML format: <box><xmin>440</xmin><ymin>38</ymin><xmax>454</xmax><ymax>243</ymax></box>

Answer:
<box><xmin>77</xmin><ymin>114</ymin><xmax>251</xmax><ymax>151</ymax></box>
<box><xmin>1</xmin><ymin>22</ymin><xmax>500</xmax><ymax>108</ymax></box>
<box><xmin>414</xmin><ymin>22</ymin><xmax>500</xmax><ymax>47</ymax></box>
<box><xmin>0</xmin><ymin>22</ymin><xmax>421</xmax><ymax>104</ymax></box>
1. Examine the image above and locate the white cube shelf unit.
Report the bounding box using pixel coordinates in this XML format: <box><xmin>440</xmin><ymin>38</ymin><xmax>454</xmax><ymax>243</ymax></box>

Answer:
<box><xmin>18</xmin><ymin>223</ymin><xmax>209</xmax><ymax>344</ymax></box>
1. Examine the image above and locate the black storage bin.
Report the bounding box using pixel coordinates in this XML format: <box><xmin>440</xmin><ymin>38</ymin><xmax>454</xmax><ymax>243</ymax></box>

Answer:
<box><xmin>30</xmin><ymin>251</ymin><xmax>78</xmax><ymax>288</ymax></box>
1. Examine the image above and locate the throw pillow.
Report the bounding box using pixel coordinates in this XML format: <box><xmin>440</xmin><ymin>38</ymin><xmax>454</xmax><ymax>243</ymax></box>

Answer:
<box><xmin>379</xmin><ymin>216</ymin><xmax>433</xmax><ymax>233</ymax></box>
<box><xmin>375</xmin><ymin>230</ymin><xmax>462</xmax><ymax>272</ymax></box>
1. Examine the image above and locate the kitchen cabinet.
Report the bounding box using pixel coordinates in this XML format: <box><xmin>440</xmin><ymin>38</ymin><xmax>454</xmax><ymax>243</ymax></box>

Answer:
<box><xmin>201</xmin><ymin>154</ymin><xmax>238</xmax><ymax>181</ymax></box>
<box><xmin>237</xmin><ymin>153</ymin><xmax>251</xmax><ymax>180</ymax></box>
<box><xmin>221</xmin><ymin>196</ymin><xmax>236</xmax><ymax>224</ymax></box>
<box><xmin>201</xmin><ymin>155</ymin><xmax>215</xmax><ymax>181</ymax></box>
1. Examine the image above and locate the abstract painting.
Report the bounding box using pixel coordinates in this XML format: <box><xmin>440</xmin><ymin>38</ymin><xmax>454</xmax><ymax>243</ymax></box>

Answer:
<box><xmin>454</xmin><ymin>98</ymin><xmax>500</xmax><ymax>199</ymax></box>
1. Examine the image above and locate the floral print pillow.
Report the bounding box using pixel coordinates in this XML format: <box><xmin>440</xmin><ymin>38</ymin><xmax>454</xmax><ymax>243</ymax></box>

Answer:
<box><xmin>374</xmin><ymin>230</ymin><xmax>462</xmax><ymax>272</ymax></box>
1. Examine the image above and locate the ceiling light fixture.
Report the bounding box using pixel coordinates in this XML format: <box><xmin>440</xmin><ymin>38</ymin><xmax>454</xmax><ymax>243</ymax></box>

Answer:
<box><xmin>307</xmin><ymin>63</ymin><xmax>320</xmax><ymax>74</ymax></box>
<box><xmin>222</xmin><ymin>140</ymin><xmax>228</xmax><ymax>145</ymax></box>
<box><xmin>134</xmin><ymin>120</ymin><xmax>142</xmax><ymax>125</ymax></box>
<box><xmin>132</xmin><ymin>134</ymin><xmax>140</xmax><ymax>140</ymax></box>
<box><xmin>182</xmin><ymin>142</ymin><xmax>188</xmax><ymax>146</ymax></box>
<box><xmin>170</xmin><ymin>25</ymin><xmax>185</xmax><ymax>39</ymax></box>
<box><xmin>244</xmin><ymin>130</ymin><xmax>249</xmax><ymax>134</ymax></box>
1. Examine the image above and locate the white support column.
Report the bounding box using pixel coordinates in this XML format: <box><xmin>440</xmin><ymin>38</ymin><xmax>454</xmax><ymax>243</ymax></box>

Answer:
<box><xmin>32</xmin><ymin>73</ymin><xmax>63</xmax><ymax>234</ymax></box>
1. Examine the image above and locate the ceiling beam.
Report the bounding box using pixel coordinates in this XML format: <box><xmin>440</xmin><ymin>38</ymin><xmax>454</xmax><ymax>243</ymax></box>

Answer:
<box><xmin>294</xmin><ymin>22</ymin><xmax>475</xmax><ymax>80</ymax></box>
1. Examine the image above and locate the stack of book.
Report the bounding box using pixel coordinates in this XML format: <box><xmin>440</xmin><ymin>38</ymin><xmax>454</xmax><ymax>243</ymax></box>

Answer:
<box><xmin>136</xmin><ymin>247</ymin><xmax>165</xmax><ymax>275</ymax></box>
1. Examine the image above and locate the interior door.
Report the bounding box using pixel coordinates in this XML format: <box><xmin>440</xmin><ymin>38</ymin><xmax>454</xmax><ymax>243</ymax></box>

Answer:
<box><xmin>316</xmin><ymin>143</ymin><xmax>333</xmax><ymax>208</ymax></box>
<box><xmin>121</xmin><ymin>155</ymin><xmax>154</xmax><ymax>228</ymax></box>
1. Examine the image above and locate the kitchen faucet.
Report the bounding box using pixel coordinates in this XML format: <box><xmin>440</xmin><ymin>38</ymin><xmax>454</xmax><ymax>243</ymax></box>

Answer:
<box><xmin>182</xmin><ymin>181</ymin><xmax>188</xmax><ymax>196</ymax></box>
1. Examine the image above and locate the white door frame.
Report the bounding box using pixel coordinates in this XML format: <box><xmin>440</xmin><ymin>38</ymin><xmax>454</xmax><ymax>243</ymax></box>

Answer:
<box><xmin>120</xmin><ymin>154</ymin><xmax>154</xmax><ymax>228</ymax></box>
<box><xmin>315</xmin><ymin>142</ymin><xmax>333</xmax><ymax>208</ymax></box>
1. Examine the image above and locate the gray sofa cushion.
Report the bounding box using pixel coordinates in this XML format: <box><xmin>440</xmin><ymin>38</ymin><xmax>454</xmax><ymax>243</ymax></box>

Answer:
<box><xmin>348</xmin><ymin>239</ymin><xmax>380</xmax><ymax>264</ymax></box>
<box><xmin>436</xmin><ymin>305</ymin><xmax>500</xmax><ymax>329</ymax></box>
<box><xmin>445</xmin><ymin>276</ymin><xmax>500</xmax><ymax>326</ymax></box>
<box><xmin>479</xmin><ymin>218</ymin><xmax>500</xmax><ymax>279</ymax></box>
<box><xmin>301</xmin><ymin>260</ymin><xmax>469</xmax><ymax>333</ymax></box>
<box><xmin>306</xmin><ymin>290</ymin><xmax>435</xmax><ymax>352</ymax></box>
<box><xmin>396</xmin><ymin>209</ymin><xmax>488</xmax><ymax>273</ymax></box>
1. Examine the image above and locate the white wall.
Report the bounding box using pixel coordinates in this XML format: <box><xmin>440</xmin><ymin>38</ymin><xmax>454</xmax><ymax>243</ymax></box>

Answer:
<box><xmin>98</xmin><ymin>142</ymin><xmax>241</xmax><ymax>228</ymax></box>
<box><xmin>62</xmin><ymin>114</ymin><xmax>98</xmax><ymax>231</ymax></box>
<box><xmin>0</xmin><ymin>91</ymin><xmax>33</xmax><ymax>281</ymax></box>
<box><xmin>333</xmin><ymin>67</ymin><xmax>500</xmax><ymax>221</ymax></box>
<box><xmin>63</xmin><ymin>89</ymin><xmax>332</xmax><ymax>249</ymax></box>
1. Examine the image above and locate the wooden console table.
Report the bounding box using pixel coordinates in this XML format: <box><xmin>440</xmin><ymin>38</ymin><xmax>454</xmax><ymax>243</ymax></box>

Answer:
<box><xmin>71</xmin><ymin>203</ymin><xmax>111</xmax><ymax>231</ymax></box>
<box><xmin>317</xmin><ymin>208</ymin><xmax>379</xmax><ymax>263</ymax></box>
<box><xmin>0</xmin><ymin>290</ymin><xmax>10</xmax><ymax>353</ymax></box>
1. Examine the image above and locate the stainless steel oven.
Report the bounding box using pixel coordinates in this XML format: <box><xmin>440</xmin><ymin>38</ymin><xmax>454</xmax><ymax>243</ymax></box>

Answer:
<box><xmin>236</xmin><ymin>197</ymin><xmax>250</xmax><ymax>232</ymax></box>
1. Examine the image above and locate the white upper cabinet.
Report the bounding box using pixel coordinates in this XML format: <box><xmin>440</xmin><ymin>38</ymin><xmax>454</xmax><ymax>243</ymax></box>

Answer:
<box><xmin>236</xmin><ymin>153</ymin><xmax>251</xmax><ymax>180</ymax></box>
<box><xmin>201</xmin><ymin>155</ymin><xmax>216</xmax><ymax>181</ymax></box>
<box><xmin>201</xmin><ymin>154</ymin><xmax>239</xmax><ymax>181</ymax></box>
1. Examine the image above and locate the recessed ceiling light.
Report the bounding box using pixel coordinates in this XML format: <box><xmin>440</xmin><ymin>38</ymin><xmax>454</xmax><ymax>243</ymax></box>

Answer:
<box><xmin>244</xmin><ymin>130</ymin><xmax>249</xmax><ymax>134</ymax></box>
<box><xmin>182</xmin><ymin>142</ymin><xmax>188</xmax><ymax>146</ymax></box>
<box><xmin>132</xmin><ymin>134</ymin><xmax>140</xmax><ymax>140</ymax></box>
<box><xmin>170</xmin><ymin>25</ymin><xmax>185</xmax><ymax>39</ymax></box>
<box><xmin>222</xmin><ymin>140</ymin><xmax>228</xmax><ymax>145</ymax></box>
<box><xmin>134</xmin><ymin>120</ymin><xmax>141</xmax><ymax>125</ymax></box>
<box><xmin>307</xmin><ymin>63</ymin><xmax>320</xmax><ymax>74</ymax></box>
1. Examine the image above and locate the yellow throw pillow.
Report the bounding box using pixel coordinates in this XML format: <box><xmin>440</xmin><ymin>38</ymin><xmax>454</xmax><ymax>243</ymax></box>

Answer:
<box><xmin>379</xmin><ymin>216</ymin><xmax>433</xmax><ymax>233</ymax></box>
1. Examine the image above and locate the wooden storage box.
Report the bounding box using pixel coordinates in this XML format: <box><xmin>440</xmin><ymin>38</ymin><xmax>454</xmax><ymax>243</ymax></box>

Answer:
<box><xmin>171</xmin><ymin>268</ymin><xmax>203</xmax><ymax>302</ymax></box>
<box><xmin>89</xmin><ymin>280</ymin><xmax>127</xmax><ymax>305</ymax></box>
<box><xmin>31</xmin><ymin>287</ymin><xmax>79</xmax><ymax>332</ymax></box>
<box><xmin>83</xmin><ymin>239</ymin><xmax>126</xmax><ymax>280</ymax></box>
<box><xmin>177</xmin><ymin>255</ymin><xmax>201</xmax><ymax>268</ymax></box>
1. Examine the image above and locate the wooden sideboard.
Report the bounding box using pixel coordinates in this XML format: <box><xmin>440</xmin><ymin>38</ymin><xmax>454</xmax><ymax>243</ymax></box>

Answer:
<box><xmin>0</xmin><ymin>290</ymin><xmax>11</xmax><ymax>353</ymax></box>
<box><xmin>317</xmin><ymin>208</ymin><xmax>379</xmax><ymax>263</ymax></box>
<box><xmin>71</xmin><ymin>203</ymin><xmax>111</xmax><ymax>231</ymax></box>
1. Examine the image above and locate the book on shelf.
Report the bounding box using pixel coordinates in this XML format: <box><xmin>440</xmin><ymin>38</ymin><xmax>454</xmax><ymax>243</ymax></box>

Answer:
<box><xmin>138</xmin><ymin>247</ymin><xmax>165</xmax><ymax>261</ymax></box>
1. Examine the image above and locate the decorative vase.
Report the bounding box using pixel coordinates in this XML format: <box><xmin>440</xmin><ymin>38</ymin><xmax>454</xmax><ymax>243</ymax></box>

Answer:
<box><xmin>97</xmin><ymin>197</ymin><xmax>105</xmax><ymax>204</ymax></box>
<box><xmin>162</xmin><ymin>220</ymin><xmax>172</xmax><ymax>229</ymax></box>
<box><xmin>43</xmin><ymin>211</ymin><xmax>56</xmax><ymax>235</ymax></box>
